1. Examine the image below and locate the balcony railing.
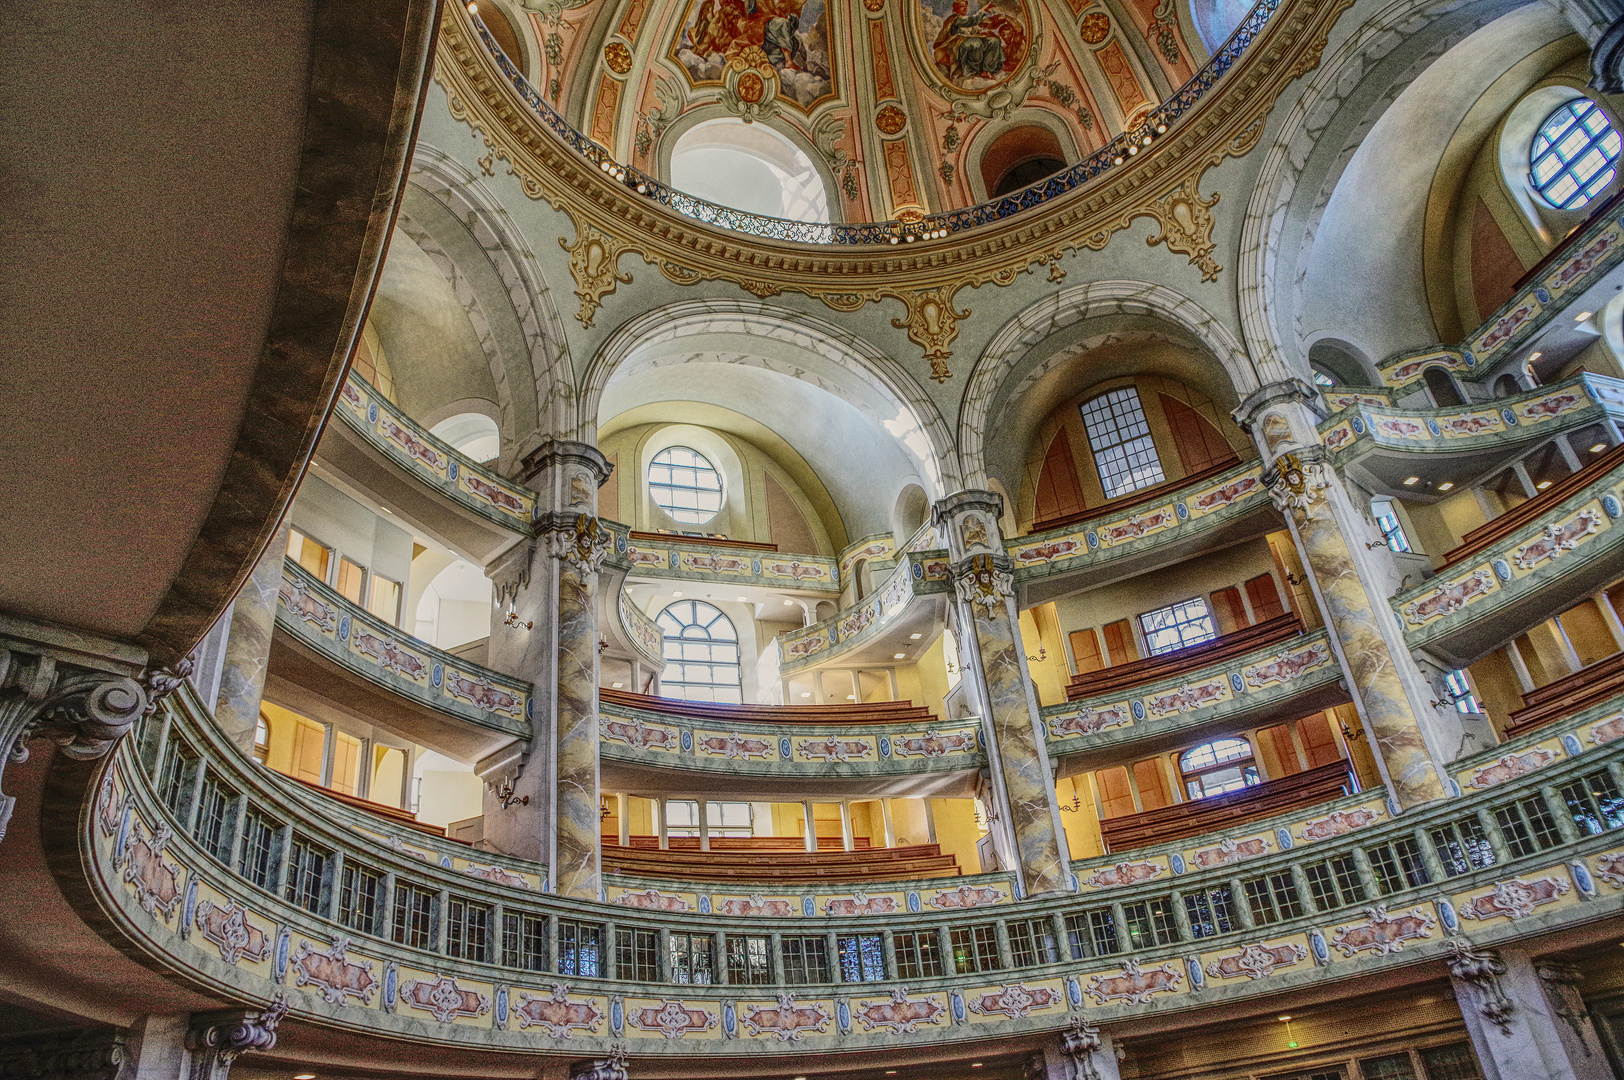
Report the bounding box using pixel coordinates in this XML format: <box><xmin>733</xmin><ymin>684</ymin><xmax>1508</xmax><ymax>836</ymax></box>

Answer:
<box><xmin>274</xmin><ymin>559</ymin><xmax>531</xmax><ymax>740</ymax></box>
<box><xmin>1318</xmin><ymin>373</ymin><xmax>1624</xmax><ymax>458</ymax></box>
<box><xmin>601</xmin><ymin>520</ymin><xmax>840</xmax><ymax>593</ymax></box>
<box><xmin>90</xmin><ymin>673</ymin><xmax>1624</xmax><ymax>1055</ymax></box>
<box><xmin>1396</xmin><ymin>450</ymin><xmax>1624</xmax><ymax>646</ymax></box>
<box><xmin>775</xmin><ymin>552</ymin><xmax>954</xmax><ymax>675</ymax></box>
<box><xmin>333</xmin><ymin>373</ymin><xmax>535</xmax><ymax>531</ymax></box>
<box><xmin>597</xmin><ymin>690</ymin><xmax>984</xmax><ymax>780</ymax></box>
<box><xmin>1374</xmin><ymin>197</ymin><xmax>1624</xmax><ymax>389</ymax></box>
<box><xmin>1043</xmin><ymin>626</ymin><xmax>1341</xmax><ymax>757</ymax></box>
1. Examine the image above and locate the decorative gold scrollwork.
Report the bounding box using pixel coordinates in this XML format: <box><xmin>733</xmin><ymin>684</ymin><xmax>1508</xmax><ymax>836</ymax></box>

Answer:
<box><xmin>1141</xmin><ymin>174</ymin><xmax>1222</xmax><ymax>282</ymax></box>
<box><xmin>890</xmin><ymin>284</ymin><xmax>971</xmax><ymax>382</ymax></box>
<box><xmin>560</xmin><ymin>215</ymin><xmax>634</xmax><ymax>328</ymax></box>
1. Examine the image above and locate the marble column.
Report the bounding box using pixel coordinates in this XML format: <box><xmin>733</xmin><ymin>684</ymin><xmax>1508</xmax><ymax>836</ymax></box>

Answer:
<box><xmin>934</xmin><ymin>490</ymin><xmax>1070</xmax><ymax>898</ymax></box>
<box><xmin>1237</xmin><ymin>383</ymin><xmax>1450</xmax><ymax>809</ymax></box>
<box><xmin>1448</xmin><ymin>942</ymin><xmax>1612</xmax><ymax>1080</ymax></box>
<box><xmin>212</xmin><ymin>519</ymin><xmax>292</xmax><ymax>754</ymax></box>
<box><xmin>534</xmin><ymin>442</ymin><xmax>612</xmax><ymax>898</ymax></box>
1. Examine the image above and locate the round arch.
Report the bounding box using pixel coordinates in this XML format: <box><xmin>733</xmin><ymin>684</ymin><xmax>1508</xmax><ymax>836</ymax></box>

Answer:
<box><xmin>958</xmin><ymin>280</ymin><xmax>1256</xmax><ymax>489</ymax></box>
<box><xmin>578</xmin><ymin>299</ymin><xmax>964</xmax><ymax>497</ymax></box>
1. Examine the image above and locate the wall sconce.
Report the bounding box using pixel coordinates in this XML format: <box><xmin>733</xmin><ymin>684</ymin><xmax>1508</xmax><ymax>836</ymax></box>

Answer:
<box><xmin>1338</xmin><ymin>722</ymin><xmax>1364</xmax><ymax>744</ymax></box>
<box><xmin>1364</xmin><ymin>540</ymin><xmax>1390</xmax><ymax>550</ymax></box>
<box><xmin>1284</xmin><ymin>572</ymin><xmax>1303</xmax><ymax>586</ymax></box>
<box><xmin>1026</xmin><ymin>646</ymin><xmax>1047</xmax><ymax>663</ymax></box>
<box><xmin>600</xmin><ymin>798</ymin><xmax>612</xmax><ymax>821</ymax></box>
<box><xmin>490</xmin><ymin>778</ymin><xmax>528</xmax><ymax>809</ymax></box>
<box><xmin>1059</xmin><ymin>793</ymin><xmax>1082</xmax><ymax>814</ymax></box>
<box><xmin>503</xmin><ymin>609</ymin><xmax>532</xmax><ymax>630</ymax></box>
<box><xmin>598</xmin><ymin>638</ymin><xmax>609</xmax><ymax>653</ymax></box>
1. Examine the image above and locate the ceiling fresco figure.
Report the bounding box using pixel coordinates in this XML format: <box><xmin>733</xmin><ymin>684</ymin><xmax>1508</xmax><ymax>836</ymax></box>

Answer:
<box><xmin>919</xmin><ymin>0</ymin><xmax>1030</xmax><ymax>92</ymax></box>
<box><xmin>673</xmin><ymin>0</ymin><xmax>834</xmax><ymax>107</ymax></box>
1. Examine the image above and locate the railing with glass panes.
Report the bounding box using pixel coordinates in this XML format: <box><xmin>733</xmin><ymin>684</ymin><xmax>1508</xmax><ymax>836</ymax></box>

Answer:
<box><xmin>87</xmin><ymin>665</ymin><xmax>1624</xmax><ymax>1057</ymax></box>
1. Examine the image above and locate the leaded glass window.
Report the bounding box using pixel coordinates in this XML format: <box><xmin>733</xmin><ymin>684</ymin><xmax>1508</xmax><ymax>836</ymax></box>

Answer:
<box><xmin>1140</xmin><ymin>597</ymin><xmax>1217</xmax><ymax>655</ymax></box>
<box><xmin>837</xmin><ymin>934</ymin><xmax>886</xmax><ymax>982</ymax></box>
<box><xmin>648</xmin><ymin>446</ymin><xmax>723</xmax><ymax>524</ymax></box>
<box><xmin>1079</xmin><ymin>387</ymin><xmax>1166</xmax><ymax>498</ymax></box>
<box><xmin>1530</xmin><ymin>99</ymin><xmax>1621</xmax><ymax>209</ymax></box>
<box><xmin>656</xmin><ymin>600</ymin><xmax>742</xmax><ymax>703</ymax></box>
<box><xmin>1180</xmin><ymin>738</ymin><xmax>1260</xmax><ymax>799</ymax></box>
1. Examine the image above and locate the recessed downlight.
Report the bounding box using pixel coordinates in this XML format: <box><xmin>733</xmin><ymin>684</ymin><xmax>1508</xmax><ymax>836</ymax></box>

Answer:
<box><xmin>1577</xmin><ymin>311</ymin><xmax>1594</xmax><ymax>321</ymax></box>
<box><xmin>1537</xmin><ymin>480</ymin><xmax>1553</xmax><ymax>490</ymax></box>
<box><xmin>1437</xmin><ymin>482</ymin><xmax>1454</xmax><ymax>492</ymax></box>
<box><xmin>893</xmin><ymin>653</ymin><xmax>906</xmax><ymax>659</ymax></box>
<box><xmin>1402</xmin><ymin>476</ymin><xmax>1421</xmax><ymax>486</ymax></box>
<box><xmin>1593</xmin><ymin>443</ymin><xmax>1609</xmax><ymax>453</ymax></box>
<box><xmin>909</xmin><ymin>633</ymin><xmax>922</xmax><ymax>639</ymax></box>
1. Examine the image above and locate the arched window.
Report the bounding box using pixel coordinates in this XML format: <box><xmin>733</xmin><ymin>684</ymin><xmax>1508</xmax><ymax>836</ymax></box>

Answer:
<box><xmin>669</xmin><ymin>119</ymin><xmax>830</xmax><ymax>222</ymax></box>
<box><xmin>430</xmin><ymin>412</ymin><xmax>501</xmax><ymax>463</ymax></box>
<box><xmin>1422</xmin><ymin>367</ymin><xmax>1464</xmax><ymax>407</ymax></box>
<box><xmin>1311</xmin><ymin>368</ymin><xmax>1337</xmax><ymax>388</ymax></box>
<box><xmin>1530</xmin><ymin>99</ymin><xmax>1621</xmax><ymax>210</ymax></box>
<box><xmin>1079</xmin><ymin>387</ymin><xmax>1166</xmax><ymax>498</ymax></box>
<box><xmin>1179</xmin><ymin>738</ymin><xmax>1260</xmax><ymax>799</ymax></box>
<box><xmin>656</xmin><ymin>600</ymin><xmax>742</xmax><ymax>703</ymax></box>
<box><xmin>648</xmin><ymin>446</ymin><xmax>723</xmax><ymax>525</ymax></box>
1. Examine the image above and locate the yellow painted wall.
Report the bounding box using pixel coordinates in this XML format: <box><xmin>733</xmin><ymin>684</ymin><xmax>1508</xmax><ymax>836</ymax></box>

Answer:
<box><xmin>889</xmin><ymin>798</ymin><xmax>930</xmax><ymax>847</ymax></box>
<box><xmin>1020</xmin><ymin>605</ymin><xmax>1067</xmax><ymax>706</ymax></box>
<box><xmin>1468</xmin><ymin>648</ymin><xmax>1526</xmax><ymax>738</ymax></box>
<box><xmin>1559</xmin><ymin>598</ymin><xmax>1620</xmax><ymax>668</ymax></box>
<box><xmin>1056</xmin><ymin>774</ymin><xmax>1103</xmax><ymax>860</ymax></box>
<box><xmin>929</xmin><ymin>797</ymin><xmax>985</xmax><ymax>874</ymax></box>
<box><xmin>412</xmin><ymin>749</ymin><xmax>481</xmax><ymax>828</ymax></box>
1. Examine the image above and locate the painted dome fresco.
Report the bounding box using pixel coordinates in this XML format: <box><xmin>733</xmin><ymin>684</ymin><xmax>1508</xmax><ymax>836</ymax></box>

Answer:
<box><xmin>473</xmin><ymin>0</ymin><xmax>1245</xmax><ymax>217</ymax></box>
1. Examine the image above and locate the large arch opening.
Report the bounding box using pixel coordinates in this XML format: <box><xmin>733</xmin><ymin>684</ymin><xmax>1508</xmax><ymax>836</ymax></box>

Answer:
<box><xmin>669</xmin><ymin>119</ymin><xmax>830</xmax><ymax>222</ymax></box>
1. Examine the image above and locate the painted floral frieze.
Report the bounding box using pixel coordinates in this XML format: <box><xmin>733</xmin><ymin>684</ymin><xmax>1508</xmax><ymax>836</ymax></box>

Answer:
<box><xmin>628</xmin><ymin>1000</ymin><xmax>718</xmax><ymax>1039</ymax></box>
<box><xmin>1085</xmin><ymin>959</ymin><xmax>1182</xmax><ymax>1005</ymax></box>
<box><xmin>290</xmin><ymin>937</ymin><xmax>378</xmax><ymax>1006</ymax></box>
<box><xmin>194</xmin><ymin>899</ymin><xmax>271</xmax><ymax>965</ymax></box>
<box><xmin>1204</xmin><ymin>941</ymin><xmax>1308</xmax><ymax>980</ymax></box>
<box><xmin>853</xmin><ymin>989</ymin><xmax>946</xmax><ymax>1033</ymax></box>
<box><xmin>1329</xmin><ymin>905</ymin><xmax>1436</xmax><ymax>957</ymax></box>
<box><xmin>1465</xmin><ymin>749</ymin><xmax>1557</xmax><ymax>790</ymax></box>
<box><xmin>515</xmin><ymin>986</ymin><xmax>604</xmax><ymax>1036</ymax></box>
<box><xmin>1458</xmin><ymin>875</ymin><xmax>1571</xmax><ymax>921</ymax></box>
<box><xmin>740</xmin><ymin>994</ymin><xmax>830</xmax><ymax>1041</ymax></box>
<box><xmin>966</xmin><ymin>983</ymin><xmax>1061</xmax><ymax>1020</ymax></box>
<box><xmin>400</xmin><ymin>975</ymin><xmax>491</xmax><ymax>1023</ymax></box>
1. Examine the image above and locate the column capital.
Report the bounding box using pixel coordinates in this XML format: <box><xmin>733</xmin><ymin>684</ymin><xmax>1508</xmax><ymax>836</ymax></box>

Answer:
<box><xmin>568</xmin><ymin>1046</ymin><xmax>630</xmax><ymax>1080</ymax></box>
<box><xmin>185</xmin><ymin>994</ymin><xmax>288</xmax><ymax>1080</ymax></box>
<box><xmin>1233</xmin><ymin>377</ymin><xmax>1323</xmax><ymax>433</ymax></box>
<box><xmin>951</xmin><ymin>553</ymin><xmax>1016</xmax><ymax>618</ymax></box>
<box><xmin>1446</xmin><ymin>939</ymin><xmax>1515</xmax><ymax>1033</ymax></box>
<box><xmin>931</xmin><ymin>490</ymin><xmax>1005</xmax><ymax>561</ymax></box>
<box><xmin>538</xmin><ymin>513</ymin><xmax>612</xmax><ymax>574</ymax></box>
<box><xmin>521</xmin><ymin>439</ymin><xmax>612</xmax><ymax>487</ymax></box>
<box><xmin>0</xmin><ymin>1029</ymin><xmax>126</xmax><ymax>1080</ymax></box>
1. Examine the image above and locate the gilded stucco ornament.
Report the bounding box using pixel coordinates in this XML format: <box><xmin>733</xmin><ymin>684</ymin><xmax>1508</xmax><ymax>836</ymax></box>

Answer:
<box><xmin>1266</xmin><ymin>451</ymin><xmax>1329</xmax><ymax>515</ymax></box>
<box><xmin>953</xmin><ymin>554</ymin><xmax>1014</xmax><ymax>617</ymax></box>
<box><xmin>433</xmin><ymin>0</ymin><xmax>1353</xmax><ymax>368</ymax></box>
<box><xmin>891</xmin><ymin>284</ymin><xmax>972</xmax><ymax>380</ymax></box>
<box><xmin>1061</xmin><ymin>1018</ymin><xmax>1106</xmax><ymax>1080</ymax></box>
<box><xmin>560</xmin><ymin>216</ymin><xmax>634</xmax><ymax>328</ymax></box>
<box><xmin>720</xmin><ymin>49</ymin><xmax>782</xmax><ymax>123</ymax></box>
<box><xmin>543</xmin><ymin>513</ymin><xmax>612</xmax><ymax>573</ymax></box>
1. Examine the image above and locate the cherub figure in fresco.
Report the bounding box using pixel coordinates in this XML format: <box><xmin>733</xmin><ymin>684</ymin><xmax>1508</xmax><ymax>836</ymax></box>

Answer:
<box><xmin>932</xmin><ymin>0</ymin><xmax>1025</xmax><ymax>84</ymax></box>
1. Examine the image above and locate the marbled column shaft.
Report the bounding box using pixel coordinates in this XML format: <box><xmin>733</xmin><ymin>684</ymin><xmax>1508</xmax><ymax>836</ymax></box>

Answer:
<box><xmin>553</xmin><ymin>548</ymin><xmax>601</xmax><ymax>898</ymax></box>
<box><xmin>969</xmin><ymin>602</ymin><xmax>1070</xmax><ymax>896</ymax></box>
<box><xmin>1288</xmin><ymin>497</ymin><xmax>1444</xmax><ymax>806</ymax></box>
<box><xmin>213</xmin><ymin>519</ymin><xmax>292</xmax><ymax>754</ymax></box>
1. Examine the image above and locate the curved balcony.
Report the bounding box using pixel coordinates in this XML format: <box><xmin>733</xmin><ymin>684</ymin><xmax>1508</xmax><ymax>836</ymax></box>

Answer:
<box><xmin>1397</xmin><ymin>446</ymin><xmax>1624</xmax><ymax>668</ymax></box>
<box><xmin>1043</xmin><ymin>625</ymin><xmax>1346</xmax><ymax>768</ymax></box>
<box><xmin>1317</xmin><ymin>374</ymin><xmax>1624</xmax><ymax>498</ymax></box>
<box><xmin>270</xmin><ymin>560</ymin><xmax>530</xmax><ymax>762</ymax></box>
<box><xmin>1009</xmin><ymin>462</ymin><xmax>1274</xmax><ymax>606</ymax></box>
<box><xmin>598</xmin><ymin>690</ymin><xmax>983</xmax><ymax>793</ymax></box>
<box><xmin>79</xmin><ymin>674</ymin><xmax>1624</xmax><ymax>1059</ymax></box>
<box><xmin>433</xmin><ymin>0</ymin><xmax>1354</xmax><ymax>328</ymax></box>
<box><xmin>601</xmin><ymin>521</ymin><xmax>840</xmax><ymax>595</ymax></box>
<box><xmin>321</xmin><ymin>374</ymin><xmax>533</xmax><ymax>563</ymax></box>
<box><xmin>774</xmin><ymin>553</ymin><xmax>952</xmax><ymax>676</ymax></box>
<box><xmin>1373</xmin><ymin>193</ymin><xmax>1624</xmax><ymax>392</ymax></box>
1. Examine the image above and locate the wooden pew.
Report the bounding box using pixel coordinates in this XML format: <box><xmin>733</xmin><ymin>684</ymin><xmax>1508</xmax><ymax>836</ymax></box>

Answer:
<box><xmin>1098</xmin><ymin>760</ymin><xmax>1355</xmax><ymax>853</ymax></box>
<box><xmin>1442</xmin><ymin>443</ymin><xmax>1624</xmax><ymax>569</ymax></box>
<box><xmin>1066</xmin><ymin>612</ymin><xmax>1304</xmax><ymax>701</ymax></box>
<box><xmin>598</xmin><ymin>841</ymin><xmax>961</xmax><ymax>882</ymax></box>
<box><xmin>1506</xmin><ymin>649</ymin><xmax>1624</xmax><ymax>737</ymax></box>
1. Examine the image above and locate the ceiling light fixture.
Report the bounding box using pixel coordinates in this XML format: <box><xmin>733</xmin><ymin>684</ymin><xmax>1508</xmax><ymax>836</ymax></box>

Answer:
<box><xmin>800</xmin><ymin>692</ymin><xmax>812</xmax><ymax>698</ymax></box>
<box><xmin>784</xmin><ymin>599</ymin><xmax>796</xmax><ymax>606</ymax></box>
<box><xmin>1402</xmin><ymin>476</ymin><xmax>1420</xmax><ymax>486</ymax></box>
<box><xmin>610</xmin><ymin>682</ymin><xmax>623</xmax><ymax>689</ymax></box>
<box><xmin>1437</xmin><ymin>482</ymin><xmax>1454</xmax><ymax>492</ymax></box>
<box><xmin>1528</xmin><ymin>351</ymin><xmax>1543</xmax><ymax>363</ymax></box>
<box><xmin>1537</xmin><ymin>480</ymin><xmax>1553</xmax><ymax>490</ymax></box>
<box><xmin>1278</xmin><ymin>1015</ymin><xmax>1299</xmax><ymax>1049</ymax></box>
<box><xmin>673</xmin><ymin>591</ymin><xmax>683</xmax><ymax>597</ymax></box>
<box><xmin>1577</xmin><ymin>311</ymin><xmax>1594</xmax><ymax>321</ymax></box>
<box><xmin>737</xmin><ymin>596</ymin><xmax>748</xmax><ymax>602</ymax></box>
<box><xmin>909</xmin><ymin>633</ymin><xmax>922</xmax><ymax>639</ymax></box>
<box><xmin>294</xmin><ymin>1074</ymin><xmax>317</xmax><ymax>1079</ymax></box>
<box><xmin>893</xmin><ymin>653</ymin><xmax>906</xmax><ymax>659</ymax></box>
<box><xmin>1593</xmin><ymin>443</ymin><xmax>1609</xmax><ymax>453</ymax></box>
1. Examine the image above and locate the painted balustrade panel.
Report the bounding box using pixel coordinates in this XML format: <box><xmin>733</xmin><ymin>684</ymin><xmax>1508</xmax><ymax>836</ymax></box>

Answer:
<box><xmin>1318</xmin><ymin>374</ymin><xmax>1624</xmax><ymax>458</ymax></box>
<box><xmin>600</xmin><ymin>520</ymin><xmax>840</xmax><ymax>593</ymax></box>
<box><xmin>276</xmin><ymin>560</ymin><xmax>531</xmax><ymax>739</ymax></box>
<box><xmin>1008</xmin><ymin>463</ymin><xmax>1269</xmax><ymax>583</ymax></box>
<box><xmin>1042</xmin><ymin>628</ymin><xmax>1339</xmax><ymax>755</ymax></box>
<box><xmin>618</xmin><ymin>591</ymin><xmax>665</xmax><ymax>669</ymax></box>
<box><xmin>598</xmin><ymin>699</ymin><xmax>984</xmax><ymax>778</ymax></box>
<box><xmin>85</xmin><ymin>677</ymin><xmax>1624</xmax><ymax>1057</ymax></box>
<box><xmin>604</xmin><ymin>873</ymin><xmax>1016</xmax><ymax>919</ymax></box>
<box><xmin>1319</xmin><ymin>388</ymin><xmax>1395</xmax><ymax>413</ymax></box>
<box><xmin>334</xmin><ymin>374</ymin><xmax>536</xmax><ymax>530</ymax></box>
<box><xmin>1396</xmin><ymin>457</ymin><xmax>1624</xmax><ymax>645</ymax></box>
<box><xmin>777</xmin><ymin>553</ymin><xmax>952</xmax><ymax>674</ymax></box>
<box><xmin>1374</xmin><ymin>206</ymin><xmax>1624</xmax><ymax>390</ymax></box>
